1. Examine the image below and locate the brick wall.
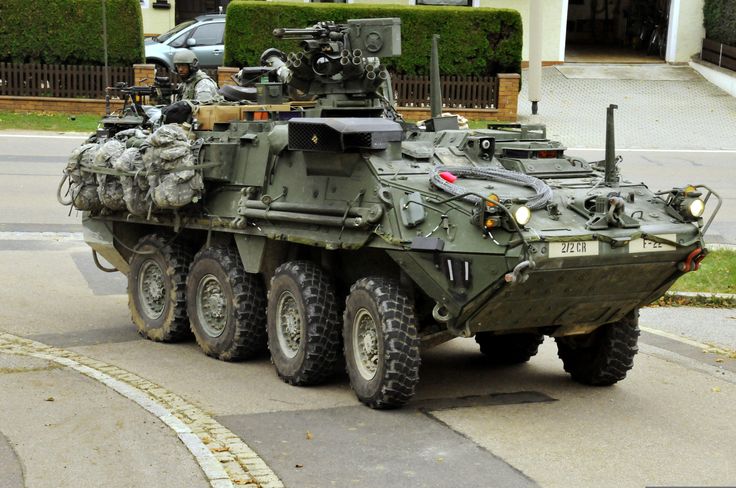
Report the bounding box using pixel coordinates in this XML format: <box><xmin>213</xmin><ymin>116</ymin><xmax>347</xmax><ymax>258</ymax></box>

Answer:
<box><xmin>399</xmin><ymin>73</ymin><xmax>520</xmax><ymax>122</ymax></box>
<box><xmin>218</xmin><ymin>67</ymin><xmax>239</xmax><ymax>87</ymax></box>
<box><xmin>0</xmin><ymin>96</ymin><xmax>123</xmax><ymax>115</ymax></box>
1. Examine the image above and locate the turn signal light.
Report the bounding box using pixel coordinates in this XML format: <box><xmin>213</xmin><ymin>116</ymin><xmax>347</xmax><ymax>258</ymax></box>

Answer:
<box><xmin>485</xmin><ymin>194</ymin><xmax>499</xmax><ymax>208</ymax></box>
<box><xmin>485</xmin><ymin>217</ymin><xmax>499</xmax><ymax>229</ymax></box>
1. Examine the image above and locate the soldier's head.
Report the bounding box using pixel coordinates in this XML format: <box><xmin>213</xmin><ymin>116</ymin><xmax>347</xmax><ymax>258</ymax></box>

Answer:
<box><xmin>173</xmin><ymin>50</ymin><xmax>199</xmax><ymax>80</ymax></box>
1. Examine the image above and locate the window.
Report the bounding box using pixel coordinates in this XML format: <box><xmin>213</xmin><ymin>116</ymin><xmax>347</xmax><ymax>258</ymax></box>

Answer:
<box><xmin>416</xmin><ymin>0</ymin><xmax>472</xmax><ymax>5</ymax></box>
<box><xmin>190</xmin><ymin>23</ymin><xmax>224</xmax><ymax>46</ymax></box>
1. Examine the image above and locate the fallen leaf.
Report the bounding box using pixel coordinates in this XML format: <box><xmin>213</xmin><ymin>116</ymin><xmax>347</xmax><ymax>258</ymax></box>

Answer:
<box><xmin>211</xmin><ymin>446</ymin><xmax>229</xmax><ymax>452</ymax></box>
<box><xmin>712</xmin><ymin>387</ymin><xmax>721</xmax><ymax>393</ymax></box>
<box><xmin>715</xmin><ymin>358</ymin><xmax>724</xmax><ymax>363</ymax></box>
<box><xmin>45</xmin><ymin>397</ymin><xmax>55</xmax><ymax>402</ymax></box>
<box><xmin>306</xmin><ymin>431</ymin><xmax>313</xmax><ymax>440</ymax></box>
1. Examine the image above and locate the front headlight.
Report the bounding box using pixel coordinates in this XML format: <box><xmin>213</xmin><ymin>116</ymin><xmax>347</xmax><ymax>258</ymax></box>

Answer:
<box><xmin>687</xmin><ymin>198</ymin><xmax>705</xmax><ymax>218</ymax></box>
<box><xmin>512</xmin><ymin>205</ymin><xmax>532</xmax><ymax>226</ymax></box>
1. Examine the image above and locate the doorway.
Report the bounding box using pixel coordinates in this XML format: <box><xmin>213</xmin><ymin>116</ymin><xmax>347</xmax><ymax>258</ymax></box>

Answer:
<box><xmin>565</xmin><ymin>0</ymin><xmax>670</xmax><ymax>63</ymax></box>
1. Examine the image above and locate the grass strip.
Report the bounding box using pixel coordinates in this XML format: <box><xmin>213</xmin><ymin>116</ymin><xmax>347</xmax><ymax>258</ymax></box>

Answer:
<box><xmin>670</xmin><ymin>249</ymin><xmax>736</xmax><ymax>295</ymax></box>
<box><xmin>0</xmin><ymin>111</ymin><xmax>99</xmax><ymax>132</ymax></box>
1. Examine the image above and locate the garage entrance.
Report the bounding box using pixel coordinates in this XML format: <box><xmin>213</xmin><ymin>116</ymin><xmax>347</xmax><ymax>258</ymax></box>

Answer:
<box><xmin>565</xmin><ymin>0</ymin><xmax>670</xmax><ymax>63</ymax></box>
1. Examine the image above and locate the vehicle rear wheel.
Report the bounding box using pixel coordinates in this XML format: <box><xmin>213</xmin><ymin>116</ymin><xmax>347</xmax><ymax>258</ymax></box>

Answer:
<box><xmin>267</xmin><ymin>261</ymin><xmax>341</xmax><ymax>385</ymax></box>
<box><xmin>343</xmin><ymin>277</ymin><xmax>421</xmax><ymax>409</ymax></box>
<box><xmin>556</xmin><ymin>309</ymin><xmax>640</xmax><ymax>386</ymax></box>
<box><xmin>475</xmin><ymin>332</ymin><xmax>544</xmax><ymax>364</ymax></box>
<box><xmin>128</xmin><ymin>234</ymin><xmax>191</xmax><ymax>342</ymax></box>
<box><xmin>186</xmin><ymin>246</ymin><xmax>267</xmax><ymax>361</ymax></box>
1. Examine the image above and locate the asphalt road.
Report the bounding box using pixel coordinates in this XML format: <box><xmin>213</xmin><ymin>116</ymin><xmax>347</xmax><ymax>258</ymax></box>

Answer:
<box><xmin>0</xmin><ymin>132</ymin><xmax>735</xmax><ymax>488</ymax></box>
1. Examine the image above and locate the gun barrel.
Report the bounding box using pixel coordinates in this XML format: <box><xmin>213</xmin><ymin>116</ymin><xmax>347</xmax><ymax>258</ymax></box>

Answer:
<box><xmin>273</xmin><ymin>28</ymin><xmax>323</xmax><ymax>39</ymax></box>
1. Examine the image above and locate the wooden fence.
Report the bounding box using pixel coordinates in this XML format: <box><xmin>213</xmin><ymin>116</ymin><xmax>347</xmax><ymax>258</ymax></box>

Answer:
<box><xmin>0</xmin><ymin>63</ymin><xmax>499</xmax><ymax>108</ymax></box>
<box><xmin>392</xmin><ymin>74</ymin><xmax>497</xmax><ymax>109</ymax></box>
<box><xmin>0</xmin><ymin>63</ymin><xmax>134</xmax><ymax>99</ymax></box>
<box><xmin>701</xmin><ymin>38</ymin><xmax>736</xmax><ymax>72</ymax></box>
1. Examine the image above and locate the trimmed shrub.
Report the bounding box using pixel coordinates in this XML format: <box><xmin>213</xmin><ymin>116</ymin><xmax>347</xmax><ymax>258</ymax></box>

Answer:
<box><xmin>224</xmin><ymin>2</ymin><xmax>522</xmax><ymax>76</ymax></box>
<box><xmin>0</xmin><ymin>0</ymin><xmax>144</xmax><ymax>65</ymax></box>
<box><xmin>704</xmin><ymin>0</ymin><xmax>736</xmax><ymax>45</ymax></box>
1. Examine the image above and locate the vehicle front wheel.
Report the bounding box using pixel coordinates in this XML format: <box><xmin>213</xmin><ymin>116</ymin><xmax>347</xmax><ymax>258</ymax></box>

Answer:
<box><xmin>343</xmin><ymin>277</ymin><xmax>421</xmax><ymax>409</ymax></box>
<box><xmin>475</xmin><ymin>332</ymin><xmax>544</xmax><ymax>365</ymax></box>
<box><xmin>128</xmin><ymin>234</ymin><xmax>191</xmax><ymax>342</ymax></box>
<box><xmin>186</xmin><ymin>246</ymin><xmax>267</xmax><ymax>361</ymax></box>
<box><xmin>556</xmin><ymin>309</ymin><xmax>640</xmax><ymax>386</ymax></box>
<box><xmin>266</xmin><ymin>261</ymin><xmax>342</xmax><ymax>386</ymax></box>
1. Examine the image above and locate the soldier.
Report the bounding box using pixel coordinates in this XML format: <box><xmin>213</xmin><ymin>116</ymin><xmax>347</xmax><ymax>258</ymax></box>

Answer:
<box><xmin>172</xmin><ymin>50</ymin><xmax>221</xmax><ymax>103</ymax></box>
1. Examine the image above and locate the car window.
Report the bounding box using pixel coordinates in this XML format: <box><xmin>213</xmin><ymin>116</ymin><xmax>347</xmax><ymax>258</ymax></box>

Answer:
<box><xmin>190</xmin><ymin>23</ymin><xmax>224</xmax><ymax>46</ymax></box>
<box><xmin>169</xmin><ymin>31</ymin><xmax>191</xmax><ymax>49</ymax></box>
<box><xmin>157</xmin><ymin>20</ymin><xmax>196</xmax><ymax>42</ymax></box>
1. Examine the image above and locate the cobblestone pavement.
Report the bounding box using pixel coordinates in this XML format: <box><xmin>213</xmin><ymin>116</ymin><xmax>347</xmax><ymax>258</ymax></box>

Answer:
<box><xmin>517</xmin><ymin>65</ymin><xmax>736</xmax><ymax>150</ymax></box>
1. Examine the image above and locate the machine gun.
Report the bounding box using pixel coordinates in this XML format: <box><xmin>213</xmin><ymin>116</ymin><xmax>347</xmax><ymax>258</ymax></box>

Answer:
<box><xmin>264</xmin><ymin>18</ymin><xmax>401</xmax><ymax>102</ymax></box>
<box><xmin>106</xmin><ymin>77</ymin><xmax>177</xmax><ymax>116</ymax></box>
<box><xmin>99</xmin><ymin>77</ymin><xmax>177</xmax><ymax>135</ymax></box>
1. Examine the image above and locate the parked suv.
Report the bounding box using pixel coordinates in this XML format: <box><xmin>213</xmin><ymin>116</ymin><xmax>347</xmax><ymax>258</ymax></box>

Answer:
<box><xmin>145</xmin><ymin>14</ymin><xmax>225</xmax><ymax>73</ymax></box>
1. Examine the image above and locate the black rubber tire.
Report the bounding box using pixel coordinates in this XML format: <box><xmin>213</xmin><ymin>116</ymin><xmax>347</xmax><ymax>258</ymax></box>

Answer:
<box><xmin>186</xmin><ymin>246</ymin><xmax>267</xmax><ymax>361</ymax></box>
<box><xmin>343</xmin><ymin>277</ymin><xmax>421</xmax><ymax>409</ymax></box>
<box><xmin>128</xmin><ymin>234</ymin><xmax>192</xmax><ymax>342</ymax></box>
<box><xmin>266</xmin><ymin>261</ymin><xmax>342</xmax><ymax>386</ymax></box>
<box><xmin>556</xmin><ymin>309</ymin><xmax>640</xmax><ymax>386</ymax></box>
<box><xmin>475</xmin><ymin>332</ymin><xmax>544</xmax><ymax>365</ymax></box>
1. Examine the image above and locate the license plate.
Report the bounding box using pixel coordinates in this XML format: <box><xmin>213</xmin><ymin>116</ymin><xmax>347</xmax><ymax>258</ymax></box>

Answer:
<box><xmin>548</xmin><ymin>241</ymin><xmax>599</xmax><ymax>258</ymax></box>
<box><xmin>629</xmin><ymin>234</ymin><xmax>677</xmax><ymax>253</ymax></box>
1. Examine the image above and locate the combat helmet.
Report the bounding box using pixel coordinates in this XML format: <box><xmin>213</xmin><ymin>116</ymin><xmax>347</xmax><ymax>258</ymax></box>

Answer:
<box><xmin>173</xmin><ymin>50</ymin><xmax>199</xmax><ymax>79</ymax></box>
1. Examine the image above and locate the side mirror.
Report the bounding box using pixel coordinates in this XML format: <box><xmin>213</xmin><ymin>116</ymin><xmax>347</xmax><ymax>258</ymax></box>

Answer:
<box><xmin>186</xmin><ymin>38</ymin><xmax>197</xmax><ymax>47</ymax></box>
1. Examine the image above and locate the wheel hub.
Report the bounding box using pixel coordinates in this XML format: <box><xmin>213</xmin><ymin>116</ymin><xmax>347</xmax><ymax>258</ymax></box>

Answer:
<box><xmin>277</xmin><ymin>291</ymin><xmax>301</xmax><ymax>358</ymax></box>
<box><xmin>196</xmin><ymin>274</ymin><xmax>228</xmax><ymax>337</ymax></box>
<box><xmin>139</xmin><ymin>260</ymin><xmax>166</xmax><ymax>319</ymax></box>
<box><xmin>353</xmin><ymin>308</ymin><xmax>379</xmax><ymax>380</ymax></box>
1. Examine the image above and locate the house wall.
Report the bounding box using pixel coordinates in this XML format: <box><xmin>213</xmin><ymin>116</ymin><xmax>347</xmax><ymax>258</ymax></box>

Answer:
<box><xmin>667</xmin><ymin>0</ymin><xmax>705</xmax><ymax>63</ymax></box>
<box><xmin>140</xmin><ymin>1</ymin><xmax>177</xmax><ymax>36</ymax></box>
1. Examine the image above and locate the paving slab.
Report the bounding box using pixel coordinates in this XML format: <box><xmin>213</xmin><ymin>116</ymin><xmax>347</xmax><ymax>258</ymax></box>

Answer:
<box><xmin>218</xmin><ymin>404</ymin><xmax>540</xmax><ymax>488</ymax></box>
<box><xmin>557</xmin><ymin>63</ymin><xmax>702</xmax><ymax>81</ymax></box>
<box><xmin>518</xmin><ymin>66</ymin><xmax>736</xmax><ymax>150</ymax></box>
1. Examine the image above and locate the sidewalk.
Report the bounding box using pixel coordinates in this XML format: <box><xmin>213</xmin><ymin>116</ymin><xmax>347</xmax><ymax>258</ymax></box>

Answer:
<box><xmin>0</xmin><ymin>353</ymin><xmax>209</xmax><ymax>488</ymax></box>
<box><xmin>517</xmin><ymin>64</ymin><xmax>736</xmax><ymax>150</ymax></box>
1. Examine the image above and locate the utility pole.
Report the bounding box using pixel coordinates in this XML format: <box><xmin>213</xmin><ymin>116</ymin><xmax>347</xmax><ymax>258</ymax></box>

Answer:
<box><xmin>102</xmin><ymin>0</ymin><xmax>110</xmax><ymax>114</ymax></box>
<box><xmin>528</xmin><ymin>0</ymin><xmax>542</xmax><ymax>115</ymax></box>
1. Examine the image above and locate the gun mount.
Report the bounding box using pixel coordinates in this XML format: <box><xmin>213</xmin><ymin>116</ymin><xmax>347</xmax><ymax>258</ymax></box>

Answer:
<box><xmin>262</xmin><ymin>18</ymin><xmax>401</xmax><ymax>117</ymax></box>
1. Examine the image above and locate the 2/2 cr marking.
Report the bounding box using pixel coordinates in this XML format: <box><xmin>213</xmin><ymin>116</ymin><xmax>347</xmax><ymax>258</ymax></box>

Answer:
<box><xmin>561</xmin><ymin>242</ymin><xmax>588</xmax><ymax>254</ymax></box>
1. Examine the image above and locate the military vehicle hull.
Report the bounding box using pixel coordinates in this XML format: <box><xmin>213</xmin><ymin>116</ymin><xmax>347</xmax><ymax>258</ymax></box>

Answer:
<box><xmin>63</xmin><ymin>18</ymin><xmax>719</xmax><ymax>408</ymax></box>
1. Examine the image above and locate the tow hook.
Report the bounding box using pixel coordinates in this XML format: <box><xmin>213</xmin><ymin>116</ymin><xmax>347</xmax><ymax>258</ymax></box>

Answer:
<box><xmin>504</xmin><ymin>259</ymin><xmax>535</xmax><ymax>284</ymax></box>
<box><xmin>678</xmin><ymin>248</ymin><xmax>706</xmax><ymax>273</ymax></box>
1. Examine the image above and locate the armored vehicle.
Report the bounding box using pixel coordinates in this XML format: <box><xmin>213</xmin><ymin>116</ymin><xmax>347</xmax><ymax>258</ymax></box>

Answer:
<box><xmin>59</xmin><ymin>18</ymin><xmax>720</xmax><ymax>408</ymax></box>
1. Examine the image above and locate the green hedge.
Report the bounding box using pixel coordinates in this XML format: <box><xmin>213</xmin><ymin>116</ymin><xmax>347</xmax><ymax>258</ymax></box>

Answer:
<box><xmin>224</xmin><ymin>2</ymin><xmax>522</xmax><ymax>76</ymax></box>
<box><xmin>704</xmin><ymin>0</ymin><xmax>736</xmax><ymax>45</ymax></box>
<box><xmin>0</xmin><ymin>0</ymin><xmax>144</xmax><ymax>65</ymax></box>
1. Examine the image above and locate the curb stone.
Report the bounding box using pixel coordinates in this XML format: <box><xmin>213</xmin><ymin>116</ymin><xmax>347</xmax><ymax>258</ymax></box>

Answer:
<box><xmin>653</xmin><ymin>291</ymin><xmax>736</xmax><ymax>308</ymax></box>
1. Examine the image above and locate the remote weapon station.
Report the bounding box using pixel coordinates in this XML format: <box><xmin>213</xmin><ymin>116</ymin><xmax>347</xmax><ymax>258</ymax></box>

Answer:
<box><xmin>60</xmin><ymin>19</ymin><xmax>720</xmax><ymax>408</ymax></box>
